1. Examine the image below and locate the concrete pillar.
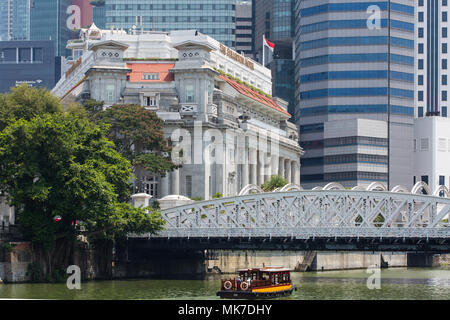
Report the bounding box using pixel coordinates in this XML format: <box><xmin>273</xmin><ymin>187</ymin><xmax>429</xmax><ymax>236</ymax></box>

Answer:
<box><xmin>171</xmin><ymin>169</ymin><xmax>180</xmax><ymax>195</ymax></box>
<box><xmin>279</xmin><ymin>157</ymin><xmax>285</xmax><ymax>178</ymax></box>
<box><xmin>291</xmin><ymin>161</ymin><xmax>296</xmax><ymax>184</ymax></box>
<box><xmin>271</xmin><ymin>154</ymin><xmax>279</xmax><ymax>177</ymax></box>
<box><xmin>285</xmin><ymin>159</ymin><xmax>291</xmax><ymax>183</ymax></box>
<box><xmin>242</xmin><ymin>147</ymin><xmax>249</xmax><ymax>188</ymax></box>
<box><xmin>249</xmin><ymin>148</ymin><xmax>257</xmax><ymax>185</ymax></box>
<box><xmin>131</xmin><ymin>193</ymin><xmax>153</xmax><ymax>208</ymax></box>
<box><xmin>160</xmin><ymin>174</ymin><xmax>170</xmax><ymax>198</ymax></box>
<box><xmin>295</xmin><ymin>162</ymin><xmax>301</xmax><ymax>185</ymax></box>
<box><xmin>258</xmin><ymin>151</ymin><xmax>265</xmax><ymax>185</ymax></box>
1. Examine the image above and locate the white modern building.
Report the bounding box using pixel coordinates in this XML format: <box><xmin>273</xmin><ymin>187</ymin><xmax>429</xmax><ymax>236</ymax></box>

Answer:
<box><xmin>52</xmin><ymin>26</ymin><xmax>303</xmax><ymax>200</ymax></box>
<box><xmin>413</xmin><ymin>116</ymin><xmax>450</xmax><ymax>192</ymax></box>
<box><xmin>415</xmin><ymin>0</ymin><xmax>450</xmax><ymax>118</ymax></box>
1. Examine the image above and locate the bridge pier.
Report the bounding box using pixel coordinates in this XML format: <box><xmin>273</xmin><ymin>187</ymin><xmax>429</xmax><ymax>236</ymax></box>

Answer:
<box><xmin>406</xmin><ymin>253</ymin><xmax>440</xmax><ymax>268</ymax></box>
<box><xmin>112</xmin><ymin>241</ymin><xmax>207</xmax><ymax>279</ymax></box>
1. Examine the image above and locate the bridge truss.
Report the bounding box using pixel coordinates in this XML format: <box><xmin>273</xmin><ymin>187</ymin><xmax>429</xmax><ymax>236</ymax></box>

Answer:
<box><xmin>149</xmin><ymin>190</ymin><xmax>450</xmax><ymax>240</ymax></box>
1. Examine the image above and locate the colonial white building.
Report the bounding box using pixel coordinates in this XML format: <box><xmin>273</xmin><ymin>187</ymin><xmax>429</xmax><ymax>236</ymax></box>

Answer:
<box><xmin>53</xmin><ymin>25</ymin><xmax>303</xmax><ymax>200</ymax></box>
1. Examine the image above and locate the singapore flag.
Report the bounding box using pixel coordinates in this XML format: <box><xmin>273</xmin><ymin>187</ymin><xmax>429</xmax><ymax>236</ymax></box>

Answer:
<box><xmin>263</xmin><ymin>35</ymin><xmax>275</xmax><ymax>66</ymax></box>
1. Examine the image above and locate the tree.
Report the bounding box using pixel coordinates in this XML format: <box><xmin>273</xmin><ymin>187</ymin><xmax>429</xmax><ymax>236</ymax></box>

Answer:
<box><xmin>91</xmin><ymin>103</ymin><xmax>179</xmax><ymax>192</ymax></box>
<box><xmin>0</xmin><ymin>84</ymin><xmax>62</xmax><ymax>131</ymax></box>
<box><xmin>0</xmin><ymin>112</ymin><xmax>164</xmax><ymax>280</ymax></box>
<box><xmin>261</xmin><ymin>175</ymin><xmax>289</xmax><ymax>192</ymax></box>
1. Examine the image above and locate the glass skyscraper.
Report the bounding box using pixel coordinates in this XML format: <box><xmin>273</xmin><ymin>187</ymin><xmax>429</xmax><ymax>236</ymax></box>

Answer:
<box><xmin>93</xmin><ymin>2</ymin><xmax>106</xmax><ymax>29</ymax></box>
<box><xmin>253</xmin><ymin>0</ymin><xmax>296</xmax><ymax>118</ymax></box>
<box><xmin>415</xmin><ymin>0</ymin><xmax>450</xmax><ymax>118</ymax></box>
<box><xmin>0</xmin><ymin>0</ymin><xmax>31</xmax><ymax>41</ymax></box>
<box><xmin>30</xmin><ymin>0</ymin><xmax>72</xmax><ymax>56</ymax></box>
<box><xmin>295</xmin><ymin>0</ymin><xmax>415</xmax><ymax>188</ymax></box>
<box><xmin>104</xmin><ymin>0</ymin><xmax>236</xmax><ymax>48</ymax></box>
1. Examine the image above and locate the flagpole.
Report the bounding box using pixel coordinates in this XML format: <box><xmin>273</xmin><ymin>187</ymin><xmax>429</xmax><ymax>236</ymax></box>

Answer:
<box><xmin>262</xmin><ymin>34</ymin><xmax>265</xmax><ymax>66</ymax></box>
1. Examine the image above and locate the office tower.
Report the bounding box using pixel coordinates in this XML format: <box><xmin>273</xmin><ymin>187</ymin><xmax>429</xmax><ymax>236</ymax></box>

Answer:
<box><xmin>30</xmin><ymin>0</ymin><xmax>72</xmax><ymax>56</ymax></box>
<box><xmin>104</xmin><ymin>0</ymin><xmax>236</xmax><ymax>48</ymax></box>
<box><xmin>92</xmin><ymin>0</ymin><xmax>106</xmax><ymax>29</ymax></box>
<box><xmin>295</xmin><ymin>0</ymin><xmax>415</xmax><ymax>189</ymax></box>
<box><xmin>0</xmin><ymin>0</ymin><xmax>31</xmax><ymax>41</ymax></box>
<box><xmin>0</xmin><ymin>0</ymin><xmax>10</xmax><ymax>41</ymax></box>
<box><xmin>236</xmin><ymin>1</ymin><xmax>252</xmax><ymax>56</ymax></box>
<box><xmin>0</xmin><ymin>40</ymin><xmax>58</xmax><ymax>93</ymax></box>
<box><xmin>416</xmin><ymin>0</ymin><xmax>450</xmax><ymax>117</ymax></box>
<box><xmin>253</xmin><ymin>0</ymin><xmax>296</xmax><ymax>119</ymax></box>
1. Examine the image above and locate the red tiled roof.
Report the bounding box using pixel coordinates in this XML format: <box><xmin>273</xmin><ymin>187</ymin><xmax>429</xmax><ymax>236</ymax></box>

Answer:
<box><xmin>218</xmin><ymin>75</ymin><xmax>291</xmax><ymax>117</ymax></box>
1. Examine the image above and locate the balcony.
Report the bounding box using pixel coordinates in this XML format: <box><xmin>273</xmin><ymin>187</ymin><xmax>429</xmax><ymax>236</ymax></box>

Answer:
<box><xmin>180</xmin><ymin>103</ymin><xmax>198</xmax><ymax>116</ymax></box>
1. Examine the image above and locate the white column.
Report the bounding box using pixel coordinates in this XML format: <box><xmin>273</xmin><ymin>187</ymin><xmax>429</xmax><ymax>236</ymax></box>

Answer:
<box><xmin>170</xmin><ymin>169</ymin><xmax>180</xmax><ymax>195</ymax></box>
<box><xmin>291</xmin><ymin>161</ymin><xmax>297</xmax><ymax>185</ymax></box>
<box><xmin>271</xmin><ymin>154</ymin><xmax>279</xmax><ymax>177</ymax></box>
<box><xmin>279</xmin><ymin>157</ymin><xmax>285</xmax><ymax>178</ymax></box>
<box><xmin>160</xmin><ymin>174</ymin><xmax>170</xmax><ymax>198</ymax></box>
<box><xmin>295</xmin><ymin>162</ymin><xmax>301</xmax><ymax>186</ymax></box>
<box><xmin>285</xmin><ymin>159</ymin><xmax>291</xmax><ymax>183</ymax></box>
<box><xmin>250</xmin><ymin>148</ymin><xmax>257</xmax><ymax>185</ymax></box>
<box><xmin>242</xmin><ymin>147</ymin><xmax>249</xmax><ymax>187</ymax></box>
<box><xmin>258</xmin><ymin>151</ymin><xmax>265</xmax><ymax>185</ymax></box>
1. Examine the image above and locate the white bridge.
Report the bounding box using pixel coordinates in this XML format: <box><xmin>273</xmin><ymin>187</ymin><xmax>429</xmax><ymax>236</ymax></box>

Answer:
<box><xmin>149</xmin><ymin>182</ymin><xmax>450</xmax><ymax>242</ymax></box>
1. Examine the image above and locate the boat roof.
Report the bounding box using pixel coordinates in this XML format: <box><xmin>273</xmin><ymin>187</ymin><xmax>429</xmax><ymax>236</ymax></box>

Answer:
<box><xmin>237</xmin><ymin>267</ymin><xmax>291</xmax><ymax>273</ymax></box>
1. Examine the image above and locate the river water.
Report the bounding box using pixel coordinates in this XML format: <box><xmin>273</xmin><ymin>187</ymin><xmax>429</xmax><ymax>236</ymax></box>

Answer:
<box><xmin>0</xmin><ymin>268</ymin><xmax>449</xmax><ymax>300</ymax></box>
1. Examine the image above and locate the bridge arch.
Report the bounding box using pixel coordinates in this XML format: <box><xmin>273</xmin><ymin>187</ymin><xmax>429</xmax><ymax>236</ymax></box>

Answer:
<box><xmin>312</xmin><ymin>186</ymin><xmax>323</xmax><ymax>191</ymax></box>
<box><xmin>279</xmin><ymin>184</ymin><xmax>303</xmax><ymax>192</ymax></box>
<box><xmin>323</xmin><ymin>182</ymin><xmax>345</xmax><ymax>190</ymax></box>
<box><xmin>433</xmin><ymin>185</ymin><xmax>450</xmax><ymax>198</ymax></box>
<box><xmin>238</xmin><ymin>184</ymin><xmax>263</xmax><ymax>196</ymax></box>
<box><xmin>366</xmin><ymin>182</ymin><xmax>387</xmax><ymax>192</ymax></box>
<box><xmin>411</xmin><ymin>182</ymin><xmax>432</xmax><ymax>195</ymax></box>
<box><xmin>351</xmin><ymin>186</ymin><xmax>366</xmax><ymax>191</ymax></box>
<box><xmin>391</xmin><ymin>185</ymin><xmax>410</xmax><ymax>193</ymax></box>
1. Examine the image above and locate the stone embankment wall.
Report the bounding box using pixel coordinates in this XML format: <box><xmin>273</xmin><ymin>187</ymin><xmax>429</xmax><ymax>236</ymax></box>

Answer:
<box><xmin>206</xmin><ymin>250</ymin><xmax>412</xmax><ymax>273</ymax></box>
<box><xmin>0</xmin><ymin>242</ymin><xmax>32</xmax><ymax>282</ymax></box>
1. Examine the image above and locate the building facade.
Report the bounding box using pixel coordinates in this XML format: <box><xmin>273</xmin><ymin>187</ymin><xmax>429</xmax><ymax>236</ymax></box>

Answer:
<box><xmin>236</xmin><ymin>1</ymin><xmax>253</xmax><ymax>56</ymax></box>
<box><xmin>253</xmin><ymin>0</ymin><xmax>296</xmax><ymax>119</ymax></box>
<box><xmin>30</xmin><ymin>0</ymin><xmax>72</xmax><ymax>56</ymax></box>
<box><xmin>92</xmin><ymin>1</ymin><xmax>106</xmax><ymax>29</ymax></box>
<box><xmin>295</xmin><ymin>0</ymin><xmax>415</xmax><ymax>190</ymax></box>
<box><xmin>52</xmin><ymin>28</ymin><xmax>303</xmax><ymax>200</ymax></box>
<box><xmin>0</xmin><ymin>0</ymin><xmax>31</xmax><ymax>41</ymax></box>
<box><xmin>0</xmin><ymin>40</ymin><xmax>59</xmax><ymax>93</ymax></box>
<box><xmin>104</xmin><ymin>0</ymin><xmax>237</xmax><ymax>49</ymax></box>
<box><xmin>414</xmin><ymin>117</ymin><xmax>450</xmax><ymax>192</ymax></box>
<box><xmin>415</xmin><ymin>0</ymin><xmax>450</xmax><ymax>118</ymax></box>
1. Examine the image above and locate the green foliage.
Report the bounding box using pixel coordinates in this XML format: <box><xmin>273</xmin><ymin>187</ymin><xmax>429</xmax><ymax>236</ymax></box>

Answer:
<box><xmin>91</xmin><ymin>104</ymin><xmax>179</xmax><ymax>186</ymax></box>
<box><xmin>1</xmin><ymin>242</ymin><xmax>16</xmax><ymax>253</ymax></box>
<box><xmin>82</xmin><ymin>99</ymin><xmax>104</xmax><ymax>116</ymax></box>
<box><xmin>191</xmin><ymin>197</ymin><xmax>203</xmax><ymax>202</ymax></box>
<box><xmin>261</xmin><ymin>175</ymin><xmax>289</xmax><ymax>192</ymax></box>
<box><xmin>373</xmin><ymin>214</ymin><xmax>385</xmax><ymax>227</ymax></box>
<box><xmin>26</xmin><ymin>263</ymin><xmax>42</xmax><ymax>283</ymax></box>
<box><xmin>0</xmin><ymin>112</ymin><xmax>164</xmax><ymax>249</ymax></box>
<box><xmin>0</xmin><ymin>84</ymin><xmax>63</xmax><ymax>131</ymax></box>
<box><xmin>52</xmin><ymin>266</ymin><xmax>67</xmax><ymax>283</ymax></box>
<box><xmin>212</xmin><ymin>193</ymin><xmax>223</xmax><ymax>199</ymax></box>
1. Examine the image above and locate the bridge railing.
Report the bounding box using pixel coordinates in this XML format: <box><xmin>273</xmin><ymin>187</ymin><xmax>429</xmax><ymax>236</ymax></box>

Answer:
<box><xmin>140</xmin><ymin>190</ymin><xmax>450</xmax><ymax>239</ymax></box>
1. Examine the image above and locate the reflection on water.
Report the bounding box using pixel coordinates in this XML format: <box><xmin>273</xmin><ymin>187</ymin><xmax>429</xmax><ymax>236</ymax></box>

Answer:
<box><xmin>0</xmin><ymin>268</ymin><xmax>449</xmax><ymax>300</ymax></box>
